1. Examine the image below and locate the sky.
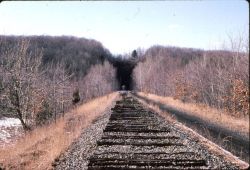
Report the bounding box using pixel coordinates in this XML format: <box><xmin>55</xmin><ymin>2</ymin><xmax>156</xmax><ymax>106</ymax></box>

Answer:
<box><xmin>0</xmin><ymin>1</ymin><xmax>248</xmax><ymax>54</ymax></box>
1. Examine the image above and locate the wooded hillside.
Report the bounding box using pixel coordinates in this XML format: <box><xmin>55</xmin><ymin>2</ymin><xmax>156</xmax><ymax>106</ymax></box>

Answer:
<box><xmin>133</xmin><ymin>45</ymin><xmax>249</xmax><ymax>117</ymax></box>
<box><xmin>0</xmin><ymin>35</ymin><xmax>112</xmax><ymax>78</ymax></box>
<box><xmin>0</xmin><ymin>35</ymin><xmax>117</xmax><ymax>130</ymax></box>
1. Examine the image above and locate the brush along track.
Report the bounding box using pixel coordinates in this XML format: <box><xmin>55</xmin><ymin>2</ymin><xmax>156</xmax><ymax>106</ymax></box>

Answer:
<box><xmin>87</xmin><ymin>95</ymin><xmax>240</xmax><ymax>170</ymax></box>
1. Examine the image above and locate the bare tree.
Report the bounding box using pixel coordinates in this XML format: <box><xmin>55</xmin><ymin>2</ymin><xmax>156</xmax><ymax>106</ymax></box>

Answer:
<box><xmin>79</xmin><ymin>61</ymin><xmax>118</xmax><ymax>101</ymax></box>
<box><xmin>0</xmin><ymin>39</ymin><xmax>44</xmax><ymax>130</ymax></box>
<box><xmin>133</xmin><ymin>40</ymin><xmax>249</xmax><ymax>117</ymax></box>
<box><xmin>44</xmin><ymin>62</ymin><xmax>74</xmax><ymax>122</ymax></box>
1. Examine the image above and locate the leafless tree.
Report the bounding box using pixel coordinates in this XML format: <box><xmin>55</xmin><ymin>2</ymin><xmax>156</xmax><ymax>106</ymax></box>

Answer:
<box><xmin>0</xmin><ymin>39</ymin><xmax>44</xmax><ymax>130</ymax></box>
<box><xmin>79</xmin><ymin>61</ymin><xmax>118</xmax><ymax>101</ymax></box>
<box><xmin>133</xmin><ymin>37</ymin><xmax>249</xmax><ymax>117</ymax></box>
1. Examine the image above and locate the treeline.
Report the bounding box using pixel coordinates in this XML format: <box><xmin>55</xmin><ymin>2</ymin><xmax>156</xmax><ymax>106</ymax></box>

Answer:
<box><xmin>0</xmin><ymin>36</ymin><xmax>117</xmax><ymax>130</ymax></box>
<box><xmin>133</xmin><ymin>44</ymin><xmax>249</xmax><ymax>117</ymax></box>
<box><xmin>0</xmin><ymin>35</ymin><xmax>112</xmax><ymax>78</ymax></box>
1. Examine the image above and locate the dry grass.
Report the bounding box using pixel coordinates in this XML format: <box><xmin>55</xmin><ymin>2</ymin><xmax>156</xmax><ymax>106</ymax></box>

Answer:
<box><xmin>136</xmin><ymin>93</ymin><xmax>249</xmax><ymax>168</ymax></box>
<box><xmin>0</xmin><ymin>92</ymin><xmax>119</xmax><ymax>170</ymax></box>
<box><xmin>138</xmin><ymin>92</ymin><xmax>249</xmax><ymax>138</ymax></box>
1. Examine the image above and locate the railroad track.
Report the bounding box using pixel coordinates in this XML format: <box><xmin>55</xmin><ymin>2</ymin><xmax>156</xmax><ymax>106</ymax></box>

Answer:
<box><xmin>87</xmin><ymin>94</ymin><xmax>242</xmax><ymax>170</ymax></box>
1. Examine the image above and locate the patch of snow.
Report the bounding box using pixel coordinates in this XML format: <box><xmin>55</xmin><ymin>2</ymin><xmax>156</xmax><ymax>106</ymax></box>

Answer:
<box><xmin>0</xmin><ymin>130</ymin><xmax>10</xmax><ymax>140</ymax></box>
<box><xmin>0</xmin><ymin>117</ymin><xmax>23</xmax><ymax>145</ymax></box>
<box><xmin>0</xmin><ymin>117</ymin><xmax>21</xmax><ymax>127</ymax></box>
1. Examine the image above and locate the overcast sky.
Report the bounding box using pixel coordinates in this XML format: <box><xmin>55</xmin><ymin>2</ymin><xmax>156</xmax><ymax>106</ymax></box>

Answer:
<box><xmin>0</xmin><ymin>1</ymin><xmax>248</xmax><ymax>54</ymax></box>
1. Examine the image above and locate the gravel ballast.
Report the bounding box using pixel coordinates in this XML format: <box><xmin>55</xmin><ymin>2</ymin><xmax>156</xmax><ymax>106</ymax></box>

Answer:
<box><xmin>53</xmin><ymin>93</ymin><xmax>248</xmax><ymax>169</ymax></box>
<box><xmin>53</xmin><ymin>109</ymin><xmax>112</xmax><ymax>170</ymax></box>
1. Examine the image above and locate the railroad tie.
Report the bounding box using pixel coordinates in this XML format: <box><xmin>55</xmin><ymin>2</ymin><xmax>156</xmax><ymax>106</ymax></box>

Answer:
<box><xmin>87</xmin><ymin>96</ymin><xmax>208</xmax><ymax>170</ymax></box>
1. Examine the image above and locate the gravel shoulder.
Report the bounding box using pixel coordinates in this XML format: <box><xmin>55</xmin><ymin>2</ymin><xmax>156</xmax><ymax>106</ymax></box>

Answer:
<box><xmin>135</xmin><ymin>93</ymin><xmax>249</xmax><ymax>164</ymax></box>
<box><xmin>52</xmin><ymin>99</ymin><xmax>117</xmax><ymax>170</ymax></box>
<box><xmin>134</xmin><ymin>94</ymin><xmax>249</xmax><ymax>169</ymax></box>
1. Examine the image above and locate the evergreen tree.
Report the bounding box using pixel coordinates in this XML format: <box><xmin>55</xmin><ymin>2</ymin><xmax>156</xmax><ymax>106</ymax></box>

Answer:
<box><xmin>72</xmin><ymin>89</ymin><xmax>80</xmax><ymax>105</ymax></box>
<box><xmin>132</xmin><ymin>50</ymin><xmax>138</xmax><ymax>58</ymax></box>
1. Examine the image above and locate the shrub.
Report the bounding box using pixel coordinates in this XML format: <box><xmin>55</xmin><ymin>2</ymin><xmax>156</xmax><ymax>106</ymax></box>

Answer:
<box><xmin>72</xmin><ymin>89</ymin><xmax>80</xmax><ymax>105</ymax></box>
<box><xmin>36</xmin><ymin>101</ymin><xmax>53</xmax><ymax>126</ymax></box>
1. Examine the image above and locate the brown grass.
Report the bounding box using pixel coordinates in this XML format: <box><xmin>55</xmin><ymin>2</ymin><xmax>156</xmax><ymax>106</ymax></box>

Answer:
<box><xmin>138</xmin><ymin>92</ymin><xmax>249</xmax><ymax>138</ymax></box>
<box><xmin>136</xmin><ymin>93</ymin><xmax>249</xmax><ymax>168</ymax></box>
<box><xmin>0</xmin><ymin>92</ymin><xmax>119</xmax><ymax>170</ymax></box>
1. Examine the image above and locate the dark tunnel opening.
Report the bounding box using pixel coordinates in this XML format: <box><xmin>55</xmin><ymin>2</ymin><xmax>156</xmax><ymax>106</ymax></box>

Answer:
<box><xmin>112</xmin><ymin>59</ymin><xmax>136</xmax><ymax>91</ymax></box>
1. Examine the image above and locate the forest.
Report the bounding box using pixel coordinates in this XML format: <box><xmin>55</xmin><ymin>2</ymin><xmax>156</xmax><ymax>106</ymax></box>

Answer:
<box><xmin>133</xmin><ymin>44</ymin><xmax>249</xmax><ymax>118</ymax></box>
<box><xmin>0</xmin><ymin>35</ymin><xmax>118</xmax><ymax>130</ymax></box>
<box><xmin>0</xmin><ymin>35</ymin><xmax>248</xmax><ymax>131</ymax></box>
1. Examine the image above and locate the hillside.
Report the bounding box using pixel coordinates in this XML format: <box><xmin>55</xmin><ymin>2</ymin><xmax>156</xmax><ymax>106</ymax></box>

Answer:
<box><xmin>133</xmin><ymin>45</ymin><xmax>249</xmax><ymax>117</ymax></box>
<box><xmin>0</xmin><ymin>35</ymin><xmax>118</xmax><ymax>130</ymax></box>
<box><xmin>0</xmin><ymin>35</ymin><xmax>112</xmax><ymax>78</ymax></box>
